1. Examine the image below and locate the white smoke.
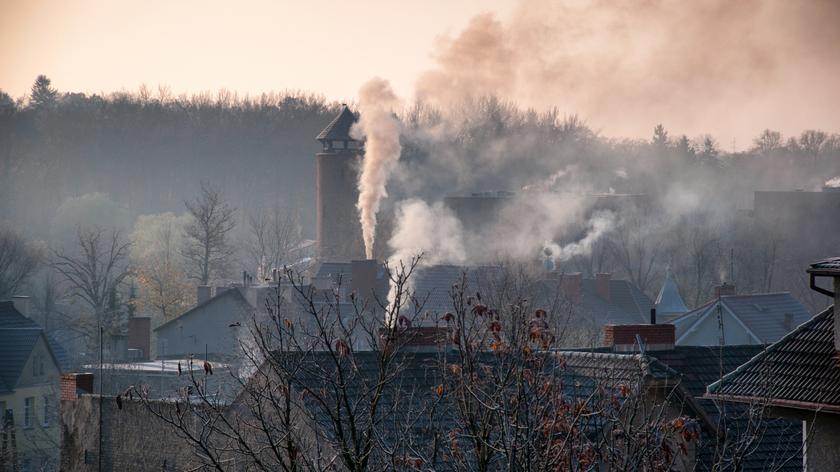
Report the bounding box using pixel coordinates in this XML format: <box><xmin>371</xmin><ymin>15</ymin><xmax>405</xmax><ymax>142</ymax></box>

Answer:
<box><xmin>825</xmin><ymin>176</ymin><xmax>840</xmax><ymax>188</ymax></box>
<box><xmin>543</xmin><ymin>211</ymin><xmax>615</xmax><ymax>263</ymax></box>
<box><xmin>352</xmin><ymin>78</ymin><xmax>403</xmax><ymax>259</ymax></box>
<box><xmin>387</xmin><ymin>199</ymin><xmax>467</xmax><ymax>268</ymax></box>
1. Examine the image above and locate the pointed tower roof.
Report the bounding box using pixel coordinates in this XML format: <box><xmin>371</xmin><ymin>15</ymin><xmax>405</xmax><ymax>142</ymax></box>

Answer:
<box><xmin>316</xmin><ymin>105</ymin><xmax>360</xmax><ymax>142</ymax></box>
<box><xmin>655</xmin><ymin>270</ymin><xmax>689</xmax><ymax>315</ymax></box>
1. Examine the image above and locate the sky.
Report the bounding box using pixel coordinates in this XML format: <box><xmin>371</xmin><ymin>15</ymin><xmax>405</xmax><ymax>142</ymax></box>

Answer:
<box><xmin>2</xmin><ymin>0</ymin><xmax>839</xmax><ymax>145</ymax></box>
<box><xmin>1</xmin><ymin>0</ymin><xmax>515</xmax><ymax>103</ymax></box>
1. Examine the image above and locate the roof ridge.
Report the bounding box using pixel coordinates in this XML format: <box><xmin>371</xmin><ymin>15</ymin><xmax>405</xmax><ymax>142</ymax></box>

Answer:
<box><xmin>707</xmin><ymin>305</ymin><xmax>833</xmax><ymax>394</ymax></box>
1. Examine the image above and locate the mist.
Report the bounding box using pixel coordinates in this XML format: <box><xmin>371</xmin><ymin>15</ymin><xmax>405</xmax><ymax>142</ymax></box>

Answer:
<box><xmin>416</xmin><ymin>0</ymin><xmax>840</xmax><ymax>144</ymax></box>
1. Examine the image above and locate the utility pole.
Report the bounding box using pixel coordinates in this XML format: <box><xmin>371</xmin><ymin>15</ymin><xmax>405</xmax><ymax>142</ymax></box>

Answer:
<box><xmin>98</xmin><ymin>324</ymin><xmax>103</xmax><ymax>472</ymax></box>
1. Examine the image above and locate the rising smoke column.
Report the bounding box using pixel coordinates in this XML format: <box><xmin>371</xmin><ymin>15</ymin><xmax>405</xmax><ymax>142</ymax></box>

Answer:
<box><xmin>352</xmin><ymin>78</ymin><xmax>403</xmax><ymax>259</ymax></box>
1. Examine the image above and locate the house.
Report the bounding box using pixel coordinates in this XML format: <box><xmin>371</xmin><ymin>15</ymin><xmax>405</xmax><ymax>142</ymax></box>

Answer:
<box><xmin>580</xmin><ymin>323</ymin><xmax>802</xmax><ymax>471</ymax></box>
<box><xmin>706</xmin><ymin>257</ymin><xmax>840</xmax><ymax>470</ymax></box>
<box><xmin>154</xmin><ymin>260</ymin><xmax>390</xmax><ymax>359</ymax></box>
<box><xmin>668</xmin><ymin>286</ymin><xmax>811</xmax><ymax>346</ymax></box>
<box><xmin>0</xmin><ymin>301</ymin><xmax>65</xmax><ymax>471</ymax></box>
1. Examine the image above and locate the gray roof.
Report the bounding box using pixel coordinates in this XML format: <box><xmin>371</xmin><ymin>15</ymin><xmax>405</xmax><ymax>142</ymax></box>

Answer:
<box><xmin>708</xmin><ymin>306</ymin><xmax>840</xmax><ymax>412</ymax></box>
<box><xmin>315</xmin><ymin>105</ymin><xmax>359</xmax><ymax>142</ymax></box>
<box><xmin>0</xmin><ymin>300</ymin><xmax>69</xmax><ymax>372</ymax></box>
<box><xmin>671</xmin><ymin>293</ymin><xmax>811</xmax><ymax>344</ymax></box>
<box><xmin>0</xmin><ymin>327</ymin><xmax>50</xmax><ymax>393</ymax></box>
<box><xmin>154</xmin><ymin>288</ymin><xmax>250</xmax><ymax>332</ymax></box>
<box><xmin>411</xmin><ymin>265</ymin><xmax>501</xmax><ymax>315</ymax></box>
<box><xmin>808</xmin><ymin>256</ymin><xmax>840</xmax><ymax>274</ymax></box>
<box><xmin>655</xmin><ymin>271</ymin><xmax>689</xmax><ymax>315</ymax></box>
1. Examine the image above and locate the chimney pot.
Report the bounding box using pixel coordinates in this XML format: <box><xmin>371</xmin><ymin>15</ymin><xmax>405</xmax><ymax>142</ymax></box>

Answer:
<box><xmin>714</xmin><ymin>283</ymin><xmax>736</xmax><ymax>298</ymax></box>
<box><xmin>127</xmin><ymin>317</ymin><xmax>151</xmax><ymax>360</ymax></box>
<box><xmin>560</xmin><ymin>272</ymin><xmax>583</xmax><ymax>304</ymax></box>
<box><xmin>197</xmin><ymin>286</ymin><xmax>211</xmax><ymax>305</ymax></box>
<box><xmin>650</xmin><ymin>308</ymin><xmax>657</xmax><ymax>325</ymax></box>
<box><xmin>351</xmin><ymin>259</ymin><xmax>380</xmax><ymax>302</ymax></box>
<box><xmin>596</xmin><ymin>273</ymin><xmax>611</xmax><ymax>302</ymax></box>
<box><xmin>61</xmin><ymin>373</ymin><xmax>94</xmax><ymax>400</ymax></box>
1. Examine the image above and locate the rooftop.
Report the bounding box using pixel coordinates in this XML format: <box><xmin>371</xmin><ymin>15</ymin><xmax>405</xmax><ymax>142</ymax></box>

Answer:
<box><xmin>316</xmin><ymin>105</ymin><xmax>359</xmax><ymax>142</ymax></box>
<box><xmin>707</xmin><ymin>306</ymin><xmax>840</xmax><ymax>413</ymax></box>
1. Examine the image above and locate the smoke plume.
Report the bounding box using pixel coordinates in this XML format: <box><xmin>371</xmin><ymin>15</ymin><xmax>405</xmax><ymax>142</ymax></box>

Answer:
<box><xmin>543</xmin><ymin>211</ymin><xmax>615</xmax><ymax>263</ymax></box>
<box><xmin>388</xmin><ymin>199</ymin><xmax>466</xmax><ymax>268</ymax></box>
<box><xmin>415</xmin><ymin>0</ymin><xmax>840</xmax><ymax>143</ymax></box>
<box><xmin>352</xmin><ymin>78</ymin><xmax>403</xmax><ymax>259</ymax></box>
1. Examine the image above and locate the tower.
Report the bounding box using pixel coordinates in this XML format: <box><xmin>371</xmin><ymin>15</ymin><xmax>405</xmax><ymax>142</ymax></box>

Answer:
<box><xmin>315</xmin><ymin>105</ymin><xmax>365</xmax><ymax>261</ymax></box>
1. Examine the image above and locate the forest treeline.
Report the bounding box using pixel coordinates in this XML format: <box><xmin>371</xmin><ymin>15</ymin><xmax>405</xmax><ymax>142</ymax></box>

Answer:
<box><xmin>2</xmin><ymin>75</ymin><xmax>840</xmax><ymax>324</ymax></box>
<box><xmin>3</xmin><ymin>75</ymin><xmax>840</xmax><ymax>242</ymax></box>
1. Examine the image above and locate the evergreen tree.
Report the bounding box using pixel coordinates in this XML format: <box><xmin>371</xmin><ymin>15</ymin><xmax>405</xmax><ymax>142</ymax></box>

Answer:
<box><xmin>29</xmin><ymin>74</ymin><xmax>58</xmax><ymax>109</ymax></box>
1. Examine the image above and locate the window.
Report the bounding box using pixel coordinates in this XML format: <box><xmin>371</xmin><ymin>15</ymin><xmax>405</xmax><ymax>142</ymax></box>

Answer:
<box><xmin>42</xmin><ymin>396</ymin><xmax>50</xmax><ymax>427</ymax></box>
<box><xmin>32</xmin><ymin>353</ymin><xmax>44</xmax><ymax>377</ymax></box>
<box><xmin>0</xmin><ymin>401</ymin><xmax>6</xmax><ymax>430</ymax></box>
<box><xmin>23</xmin><ymin>397</ymin><xmax>34</xmax><ymax>428</ymax></box>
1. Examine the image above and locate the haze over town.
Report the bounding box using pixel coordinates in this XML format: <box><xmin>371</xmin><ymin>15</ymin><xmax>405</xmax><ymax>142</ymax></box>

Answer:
<box><xmin>2</xmin><ymin>1</ymin><xmax>840</xmax><ymax>470</ymax></box>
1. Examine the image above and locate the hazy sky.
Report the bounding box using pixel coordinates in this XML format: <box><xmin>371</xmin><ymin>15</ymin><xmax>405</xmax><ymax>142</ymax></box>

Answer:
<box><xmin>3</xmin><ymin>0</ymin><xmax>839</xmax><ymax>144</ymax></box>
<box><xmin>1</xmin><ymin>0</ymin><xmax>515</xmax><ymax>102</ymax></box>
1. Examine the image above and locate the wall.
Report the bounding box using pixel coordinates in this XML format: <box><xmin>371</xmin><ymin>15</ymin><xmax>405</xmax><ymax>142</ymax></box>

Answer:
<box><xmin>155</xmin><ymin>291</ymin><xmax>251</xmax><ymax>359</ymax></box>
<box><xmin>1</xmin><ymin>336</ymin><xmax>62</xmax><ymax>470</ymax></box>
<box><xmin>676</xmin><ymin>306</ymin><xmax>759</xmax><ymax>346</ymax></box>
<box><xmin>60</xmin><ymin>395</ymin><xmax>194</xmax><ymax>471</ymax></box>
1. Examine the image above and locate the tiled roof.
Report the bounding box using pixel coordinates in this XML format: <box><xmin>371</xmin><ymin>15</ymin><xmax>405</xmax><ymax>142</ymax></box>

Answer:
<box><xmin>0</xmin><ymin>327</ymin><xmax>43</xmax><ymax>393</ymax></box>
<box><xmin>0</xmin><ymin>300</ymin><xmax>69</xmax><ymax>371</ymax></box>
<box><xmin>808</xmin><ymin>256</ymin><xmax>840</xmax><ymax>274</ymax></box>
<box><xmin>315</xmin><ymin>105</ymin><xmax>359</xmax><ymax>142</ymax></box>
<box><xmin>411</xmin><ymin>265</ymin><xmax>501</xmax><ymax>316</ymax></box>
<box><xmin>574</xmin><ymin>344</ymin><xmax>802</xmax><ymax>471</ymax></box>
<box><xmin>707</xmin><ymin>306</ymin><xmax>840</xmax><ymax>412</ymax></box>
<box><xmin>671</xmin><ymin>293</ymin><xmax>811</xmax><ymax>344</ymax></box>
<box><xmin>570</xmin><ymin>279</ymin><xmax>653</xmax><ymax>325</ymax></box>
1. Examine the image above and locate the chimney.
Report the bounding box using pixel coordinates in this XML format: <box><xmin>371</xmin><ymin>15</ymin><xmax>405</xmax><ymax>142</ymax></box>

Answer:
<box><xmin>61</xmin><ymin>373</ymin><xmax>94</xmax><ymax>400</ymax></box>
<box><xmin>596</xmin><ymin>273</ymin><xmax>611</xmax><ymax>301</ymax></box>
<box><xmin>11</xmin><ymin>295</ymin><xmax>30</xmax><ymax>317</ymax></box>
<box><xmin>603</xmin><ymin>324</ymin><xmax>675</xmax><ymax>352</ymax></box>
<box><xmin>714</xmin><ymin>283</ymin><xmax>736</xmax><ymax>298</ymax></box>
<box><xmin>127</xmin><ymin>317</ymin><xmax>151</xmax><ymax>360</ymax></box>
<box><xmin>380</xmin><ymin>326</ymin><xmax>449</xmax><ymax>352</ymax></box>
<box><xmin>351</xmin><ymin>259</ymin><xmax>379</xmax><ymax>301</ymax></box>
<box><xmin>650</xmin><ymin>307</ymin><xmax>657</xmax><ymax>325</ymax></box>
<box><xmin>197</xmin><ymin>285</ymin><xmax>211</xmax><ymax>304</ymax></box>
<box><xmin>560</xmin><ymin>272</ymin><xmax>582</xmax><ymax>304</ymax></box>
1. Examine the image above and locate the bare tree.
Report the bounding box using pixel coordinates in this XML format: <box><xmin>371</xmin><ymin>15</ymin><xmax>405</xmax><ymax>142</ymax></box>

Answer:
<box><xmin>0</xmin><ymin>227</ymin><xmax>43</xmax><ymax>299</ymax></box>
<box><xmin>51</xmin><ymin>227</ymin><xmax>131</xmax><ymax>327</ymax></box>
<box><xmin>245</xmin><ymin>205</ymin><xmax>303</xmax><ymax>276</ymax></box>
<box><xmin>182</xmin><ymin>182</ymin><xmax>237</xmax><ymax>285</ymax></box>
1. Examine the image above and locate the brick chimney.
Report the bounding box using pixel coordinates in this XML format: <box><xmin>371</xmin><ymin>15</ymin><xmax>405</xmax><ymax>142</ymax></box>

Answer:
<box><xmin>61</xmin><ymin>373</ymin><xmax>94</xmax><ymax>400</ymax></box>
<box><xmin>603</xmin><ymin>324</ymin><xmax>675</xmax><ymax>352</ymax></box>
<box><xmin>381</xmin><ymin>326</ymin><xmax>450</xmax><ymax>352</ymax></box>
<box><xmin>127</xmin><ymin>317</ymin><xmax>151</xmax><ymax>360</ymax></box>
<box><xmin>197</xmin><ymin>285</ymin><xmax>211</xmax><ymax>304</ymax></box>
<box><xmin>596</xmin><ymin>273</ymin><xmax>611</xmax><ymax>302</ymax></box>
<box><xmin>560</xmin><ymin>272</ymin><xmax>583</xmax><ymax>304</ymax></box>
<box><xmin>351</xmin><ymin>259</ymin><xmax>379</xmax><ymax>301</ymax></box>
<box><xmin>714</xmin><ymin>283</ymin><xmax>736</xmax><ymax>298</ymax></box>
